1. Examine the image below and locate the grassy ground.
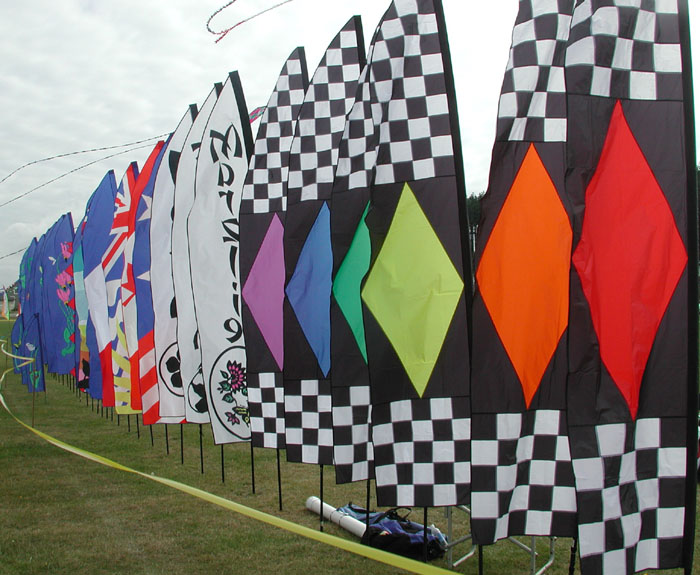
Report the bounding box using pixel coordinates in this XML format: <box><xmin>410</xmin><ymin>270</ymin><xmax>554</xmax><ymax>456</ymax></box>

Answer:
<box><xmin>0</xmin><ymin>318</ymin><xmax>695</xmax><ymax>574</ymax></box>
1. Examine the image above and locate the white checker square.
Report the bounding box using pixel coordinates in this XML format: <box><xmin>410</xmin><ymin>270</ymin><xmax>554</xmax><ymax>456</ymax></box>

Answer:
<box><xmin>530</xmin><ymin>459</ymin><xmax>557</xmax><ymax>485</ymax></box>
<box><xmin>602</xmin><ymin>549</ymin><xmax>628</xmax><ymax>575</ymax></box>
<box><xmin>433</xmin><ymin>440</ymin><xmax>456</xmax><ymax>462</ymax></box>
<box><xmin>635</xmin><ymin>477</ymin><xmax>659</xmax><ymax>511</ymax></box>
<box><xmin>472</xmin><ymin>440</ymin><xmax>500</xmax><ymax>466</ymax></box>
<box><xmin>597</xmin><ymin>423</ymin><xmax>626</xmax><ymax>456</ymax></box>
<box><xmin>654</xmin><ymin>43</ymin><xmax>682</xmax><ymax>73</ymax></box>
<box><xmin>657</xmin><ymin>447</ymin><xmax>686</xmax><ymax>477</ymax></box>
<box><xmin>591</xmin><ymin>6</ymin><xmax>619</xmax><ymax>36</ymax></box>
<box><xmin>573</xmin><ymin>457</ymin><xmax>605</xmax><ymax>490</ymax></box>
<box><xmin>579</xmin><ymin>521</ymin><xmax>606</xmax><ymax>556</ymax></box>
<box><xmin>635</xmin><ymin>418</ymin><xmax>661</xmax><ymax>449</ymax></box>
<box><xmin>656</xmin><ymin>507</ymin><xmax>685</xmax><ymax>538</ymax></box>
<box><xmin>414</xmin><ymin>463</ymin><xmax>435</xmax><ymax>484</ymax></box>
<box><xmin>635</xmin><ymin>538</ymin><xmax>659</xmax><ymax>572</ymax></box>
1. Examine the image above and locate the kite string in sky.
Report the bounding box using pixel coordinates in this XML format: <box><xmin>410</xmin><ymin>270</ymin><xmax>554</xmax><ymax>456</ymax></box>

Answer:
<box><xmin>0</xmin><ymin>133</ymin><xmax>169</xmax><ymax>187</ymax></box>
<box><xmin>0</xmin><ymin>142</ymin><xmax>158</xmax><ymax>210</ymax></box>
<box><xmin>206</xmin><ymin>0</ymin><xmax>296</xmax><ymax>43</ymax></box>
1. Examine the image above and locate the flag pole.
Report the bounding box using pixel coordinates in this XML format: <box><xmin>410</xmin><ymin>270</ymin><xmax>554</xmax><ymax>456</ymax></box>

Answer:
<box><xmin>319</xmin><ymin>464</ymin><xmax>324</xmax><ymax>532</ymax></box>
<box><xmin>180</xmin><ymin>423</ymin><xmax>184</xmax><ymax>464</ymax></box>
<box><xmin>276</xmin><ymin>448</ymin><xmax>283</xmax><ymax>510</ymax></box>
<box><xmin>220</xmin><ymin>444</ymin><xmax>225</xmax><ymax>483</ymax></box>
<box><xmin>165</xmin><ymin>424</ymin><xmax>170</xmax><ymax>455</ymax></box>
<box><xmin>136</xmin><ymin>414</ymin><xmax>140</xmax><ymax>439</ymax></box>
<box><xmin>423</xmin><ymin>507</ymin><xmax>428</xmax><ymax>562</ymax></box>
<box><xmin>199</xmin><ymin>424</ymin><xmax>204</xmax><ymax>474</ymax></box>
<box><xmin>249</xmin><ymin>441</ymin><xmax>256</xmax><ymax>494</ymax></box>
<box><xmin>149</xmin><ymin>424</ymin><xmax>154</xmax><ymax>447</ymax></box>
<box><xmin>678</xmin><ymin>2</ymin><xmax>698</xmax><ymax>574</ymax></box>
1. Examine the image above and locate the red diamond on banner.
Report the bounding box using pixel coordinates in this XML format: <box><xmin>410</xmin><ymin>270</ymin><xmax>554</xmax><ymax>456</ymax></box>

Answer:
<box><xmin>572</xmin><ymin>101</ymin><xmax>687</xmax><ymax>419</ymax></box>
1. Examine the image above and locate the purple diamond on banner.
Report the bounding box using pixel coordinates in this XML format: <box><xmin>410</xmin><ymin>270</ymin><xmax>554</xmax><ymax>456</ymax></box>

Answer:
<box><xmin>242</xmin><ymin>214</ymin><xmax>285</xmax><ymax>370</ymax></box>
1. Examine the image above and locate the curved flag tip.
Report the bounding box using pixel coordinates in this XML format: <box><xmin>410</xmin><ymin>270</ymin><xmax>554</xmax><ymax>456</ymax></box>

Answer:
<box><xmin>206</xmin><ymin>0</ymin><xmax>296</xmax><ymax>43</ymax></box>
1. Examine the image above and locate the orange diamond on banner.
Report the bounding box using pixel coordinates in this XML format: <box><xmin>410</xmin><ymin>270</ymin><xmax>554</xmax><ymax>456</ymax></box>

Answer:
<box><xmin>477</xmin><ymin>144</ymin><xmax>572</xmax><ymax>407</ymax></box>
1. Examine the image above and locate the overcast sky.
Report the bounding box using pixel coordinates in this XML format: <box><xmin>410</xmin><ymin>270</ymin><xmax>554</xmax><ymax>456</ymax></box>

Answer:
<box><xmin>0</xmin><ymin>0</ymin><xmax>698</xmax><ymax>287</ymax></box>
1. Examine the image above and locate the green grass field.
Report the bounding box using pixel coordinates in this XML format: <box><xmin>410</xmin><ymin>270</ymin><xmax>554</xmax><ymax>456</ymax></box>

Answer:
<box><xmin>0</xmin><ymin>318</ymin><xmax>695</xmax><ymax>574</ymax></box>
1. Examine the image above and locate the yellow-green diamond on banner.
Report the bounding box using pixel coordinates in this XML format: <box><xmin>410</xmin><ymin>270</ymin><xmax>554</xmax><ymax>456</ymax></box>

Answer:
<box><xmin>361</xmin><ymin>183</ymin><xmax>464</xmax><ymax>397</ymax></box>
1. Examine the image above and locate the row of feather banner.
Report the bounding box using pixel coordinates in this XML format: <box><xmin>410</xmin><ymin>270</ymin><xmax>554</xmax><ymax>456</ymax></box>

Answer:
<box><xmin>9</xmin><ymin>1</ymin><xmax>698</xmax><ymax>574</ymax></box>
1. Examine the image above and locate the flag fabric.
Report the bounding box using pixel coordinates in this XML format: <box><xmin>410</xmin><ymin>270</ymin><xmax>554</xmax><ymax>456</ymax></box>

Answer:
<box><xmin>10</xmin><ymin>316</ymin><xmax>23</xmax><ymax>374</ymax></box>
<box><xmin>121</xmin><ymin>143</ymin><xmax>166</xmax><ymax>413</ymax></box>
<box><xmin>1</xmin><ymin>288</ymin><xmax>8</xmax><ymax>320</ymax></box>
<box><xmin>83</xmin><ymin>172</ymin><xmax>119</xmax><ymax>406</ymax></box>
<box><xmin>172</xmin><ymin>84</ymin><xmax>222</xmax><ymax>424</ymax></box>
<box><xmin>21</xmin><ymin>313</ymin><xmax>45</xmax><ymax>393</ymax></box>
<box><xmin>15</xmin><ymin>240</ymin><xmax>37</xmax><ymax>377</ymax></box>
<box><xmin>51</xmin><ymin>213</ymin><xmax>76</xmax><ymax>375</ymax></box>
<box><xmin>104</xmin><ymin>164</ymin><xmax>140</xmax><ymax>413</ymax></box>
<box><xmin>23</xmin><ymin>235</ymin><xmax>46</xmax><ymax>391</ymax></box>
<box><xmin>470</xmin><ymin>0</ymin><xmax>578</xmax><ymax>544</ymax></box>
<box><xmin>151</xmin><ymin>105</ymin><xmax>198</xmax><ymax>420</ymax></box>
<box><xmin>330</xmin><ymin>0</ymin><xmax>472</xmax><ymax>508</ymax></box>
<box><xmin>72</xmin><ymin>212</ymin><xmax>91</xmax><ymax>389</ymax></box>
<box><xmin>240</xmin><ymin>48</ymin><xmax>309</xmax><ymax>450</ymax></box>
<box><xmin>564</xmin><ymin>1</ymin><xmax>695</xmax><ymax>573</ymax></box>
<box><xmin>282</xmin><ymin>17</ymin><xmax>365</xmax><ymax>465</ymax></box>
<box><xmin>39</xmin><ymin>223</ymin><xmax>59</xmax><ymax>372</ymax></box>
<box><xmin>132</xmin><ymin>139</ymin><xmax>173</xmax><ymax>425</ymax></box>
<box><xmin>188</xmin><ymin>72</ymin><xmax>255</xmax><ymax>444</ymax></box>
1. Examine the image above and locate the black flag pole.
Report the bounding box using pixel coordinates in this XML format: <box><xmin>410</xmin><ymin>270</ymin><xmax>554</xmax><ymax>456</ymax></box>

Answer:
<box><xmin>679</xmin><ymin>2</ymin><xmax>698</xmax><ymax>574</ymax></box>
<box><xmin>180</xmin><ymin>423</ymin><xmax>184</xmax><ymax>464</ymax></box>
<box><xmin>423</xmin><ymin>507</ymin><xmax>428</xmax><ymax>563</ymax></box>
<box><xmin>199</xmin><ymin>424</ymin><xmax>204</xmax><ymax>474</ymax></box>
<box><xmin>149</xmin><ymin>424</ymin><xmax>154</xmax><ymax>447</ymax></box>
<box><xmin>365</xmin><ymin>479</ymin><xmax>371</xmax><ymax>535</ymax></box>
<box><xmin>319</xmin><ymin>464</ymin><xmax>324</xmax><ymax>532</ymax></box>
<box><xmin>276</xmin><ymin>448</ymin><xmax>283</xmax><ymax>511</ymax></box>
<box><xmin>220</xmin><ymin>444</ymin><xmax>225</xmax><ymax>483</ymax></box>
<box><xmin>250</xmin><ymin>441</ymin><xmax>256</xmax><ymax>494</ymax></box>
<box><xmin>165</xmin><ymin>424</ymin><xmax>170</xmax><ymax>455</ymax></box>
<box><xmin>127</xmin><ymin>414</ymin><xmax>131</xmax><ymax>433</ymax></box>
<box><xmin>136</xmin><ymin>414</ymin><xmax>140</xmax><ymax>439</ymax></box>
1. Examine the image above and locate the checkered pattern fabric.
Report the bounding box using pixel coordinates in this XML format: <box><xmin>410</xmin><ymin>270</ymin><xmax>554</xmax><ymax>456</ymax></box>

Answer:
<box><xmin>247</xmin><ymin>372</ymin><xmax>286</xmax><ymax>449</ymax></box>
<box><xmin>333</xmin><ymin>0</ymin><xmax>455</xmax><ymax>193</ymax></box>
<box><xmin>470</xmin><ymin>410</ymin><xmax>577</xmax><ymax>543</ymax></box>
<box><xmin>287</xmin><ymin>19</ymin><xmax>363</xmax><ymax>205</ymax></box>
<box><xmin>371</xmin><ymin>397</ymin><xmax>471</xmax><ymax>507</ymax></box>
<box><xmin>496</xmin><ymin>0</ymin><xmax>574</xmax><ymax>142</ymax></box>
<box><xmin>566</xmin><ymin>0</ymin><xmax>683</xmax><ymax>101</ymax></box>
<box><xmin>284</xmin><ymin>379</ymin><xmax>334</xmax><ymax>464</ymax></box>
<box><xmin>571</xmin><ymin>418</ymin><xmax>687</xmax><ymax>575</ymax></box>
<box><xmin>331</xmin><ymin>384</ymin><xmax>374</xmax><ymax>483</ymax></box>
<box><xmin>241</xmin><ymin>48</ymin><xmax>308</xmax><ymax>214</ymax></box>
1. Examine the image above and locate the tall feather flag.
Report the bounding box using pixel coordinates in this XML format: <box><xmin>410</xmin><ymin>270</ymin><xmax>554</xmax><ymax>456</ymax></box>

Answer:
<box><xmin>104</xmin><ymin>164</ymin><xmax>140</xmax><ymax>413</ymax></box>
<box><xmin>241</xmin><ymin>48</ymin><xmax>309</xmax><ymax>450</ymax></box>
<box><xmin>172</xmin><ymin>84</ymin><xmax>222</xmax><ymax>424</ymax></box>
<box><xmin>188</xmin><ymin>72</ymin><xmax>254</xmax><ymax>444</ymax></box>
<box><xmin>470</xmin><ymin>0</ymin><xmax>578</xmax><ymax>544</ymax></box>
<box><xmin>282</xmin><ymin>17</ymin><xmax>365</xmax><ymax>465</ymax></box>
<box><xmin>331</xmin><ymin>0</ymin><xmax>473</xmax><ymax>508</ymax></box>
<box><xmin>83</xmin><ymin>171</ymin><xmax>119</xmax><ymax>406</ymax></box>
<box><xmin>10</xmin><ymin>316</ymin><xmax>23</xmax><ymax>374</ymax></box>
<box><xmin>151</xmin><ymin>105</ymin><xmax>197</xmax><ymax>421</ymax></box>
<box><xmin>564</xmin><ymin>1</ymin><xmax>696</xmax><ymax>573</ymax></box>
<box><xmin>121</xmin><ymin>142</ymin><xmax>166</xmax><ymax>413</ymax></box>
<box><xmin>132</xmin><ymin>139</ymin><xmax>171</xmax><ymax>425</ymax></box>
